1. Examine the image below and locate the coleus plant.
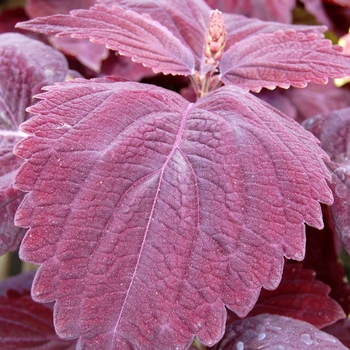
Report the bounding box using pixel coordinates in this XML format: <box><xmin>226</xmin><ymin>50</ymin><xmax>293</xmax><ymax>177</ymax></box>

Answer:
<box><xmin>2</xmin><ymin>0</ymin><xmax>350</xmax><ymax>349</ymax></box>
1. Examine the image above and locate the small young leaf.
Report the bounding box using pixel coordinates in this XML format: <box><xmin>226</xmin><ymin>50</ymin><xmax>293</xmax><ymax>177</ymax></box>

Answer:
<box><xmin>215</xmin><ymin>314</ymin><xmax>348</xmax><ymax>350</ymax></box>
<box><xmin>14</xmin><ymin>79</ymin><xmax>332</xmax><ymax>349</ymax></box>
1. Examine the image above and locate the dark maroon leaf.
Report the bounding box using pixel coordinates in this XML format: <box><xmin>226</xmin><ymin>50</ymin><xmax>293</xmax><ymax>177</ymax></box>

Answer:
<box><xmin>100</xmin><ymin>52</ymin><xmax>154</xmax><ymax>81</ymax></box>
<box><xmin>0</xmin><ymin>289</ymin><xmax>76</xmax><ymax>349</ymax></box>
<box><xmin>215</xmin><ymin>314</ymin><xmax>348</xmax><ymax>350</ymax></box>
<box><xmin>324</xmin><ymin>319</ymin><xmax>350</xmax><ymax>348</ymax></box>
<box><xmin>256</xmin><ymin>88</ymin><xmax>298</xmax><ymax>120</ymax></box>
<box><xmin>302</xmin><ymin>219</ymin><xmax>350</xmax><ymax>315</ymax></box>
<box><xmin>0</xmin><ymin>271</ymin><xmax>36</xmax><ymax>296</ymax></box>
<box><xmin>248</xmin><ymin>264</ymin><xmax>346</xmax><ymax>328</ymax></box>
<box><xmin>205</xmin><ymin>0</ymin><xmax>295</xmax><ymax>23</ymax></box>
<box><xmin>0</xmin><ymin>8</ymin><xmax>29</xmax><ymax>34</ymax></box>
<box><xmin>303</xmin><ymin>108</ymin><xmax>350</xmax><ymax>252</ymax></box>
<box><xmin>13</xmin><ymin>79</ymin><xmax>332</xmax><ymax>349</ymax></box>
<box><xmin>0</xmin><ymin>32</ymin><xmax>78</xmax><ymax>255</ymax></box>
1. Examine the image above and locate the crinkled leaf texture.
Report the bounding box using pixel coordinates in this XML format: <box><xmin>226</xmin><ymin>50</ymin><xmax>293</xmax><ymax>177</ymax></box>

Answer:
<box><xmin>303</xmin><ymin>107</ymin><xmax>350</xmax><ymax>253</ymax></box>
<box><xmin>13</xmin><ymin>79</ymin><xmax>333</xmax><ymax>349</ymax></box>
<box><xmin>215</xmin><ymin>314</ymin><xmax>348</xmax><ymax>350</ymax></box>
<box><xmin>16</xmin><ymin>0</ymin><xmax>350</xmax><ymax>91</ymax></box>
<box><xmin>0</xmin><ymin>32</ymin><xmax>76</xmax><ymax>255</ymax></box>
<box><xmin>248</xmin><ymin>264</ymin><xmax>346</xmax><ymax>328</ymax></box>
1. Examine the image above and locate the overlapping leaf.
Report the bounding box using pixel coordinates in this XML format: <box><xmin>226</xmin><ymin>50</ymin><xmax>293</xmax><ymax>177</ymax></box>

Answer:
<box><xmin>248</xmin><ymin>264</ymin><xmax>346</xmax><ymax>328</ymax></box>
<box><xmin>303</xmin><ymin>107</ymin><xmax>350</xmax><ymax>253</ymax></box>
<box><xmin>16</xmin><ymin>0</ymin><xmax>350</xmax><ymax>92</ymax></box>
<box><xmin>0</xmin><ymin>33</ymin><xmax>78</xmax><ymax>255</ymax></box>
<box><xmin>214</xmin><ymin>314</ymin><xmax>348</xmax><ymax>350</ymax></box>
<box><xmin>0</xmin><ymin>289</ymin><xmax>76</xmax><ymax>349</ymax></box>
<box><xmin>25</xmin><ymin>0</ymin><xmax>108</xmax><ymax>73</ymax></box>
<box><xmin>14</xmin><ymin>79</ymin><xmax>332</xmax><ymax>349</ymax></box>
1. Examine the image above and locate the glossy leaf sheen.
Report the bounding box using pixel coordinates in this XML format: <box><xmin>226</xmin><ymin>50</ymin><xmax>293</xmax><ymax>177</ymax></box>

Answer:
<box><xmin>0</xmin><ymin>33</ymin><xmax>73</xmax><ymax>255</ymax></box>
<box><xmin>14</xmin><ymin>79</ymin><xmax>332</xmax><ymax>349</ymax></box>
<box><xmin>216</xmin><ymin>314</ymin><xmax>348</xmax><ymax>350</ymax></box>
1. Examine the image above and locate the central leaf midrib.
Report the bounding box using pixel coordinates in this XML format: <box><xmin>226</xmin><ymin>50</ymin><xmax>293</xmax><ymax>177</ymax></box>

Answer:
<box><xmin>111</xmin><ymin>102</ymin><xmax>193</xmax><ymax>342</ymax></box>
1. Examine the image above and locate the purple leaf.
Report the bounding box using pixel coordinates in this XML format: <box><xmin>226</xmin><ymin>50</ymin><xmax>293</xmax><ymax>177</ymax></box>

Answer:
<box><xmin>215</xmin><ymin>314</ymin><xmax>348</xmax><ymax>350</ymax></box>
<box><xmin>17</xmin><ymin>4</ymin><xmax>196</xmax><ymax>75</ymax></box>
<box><xmin>303</xmin><ymin>107</ymin><xmax>350</xmax><ymax>253</ymax></box>
<box><xmin>205</xmin><ymin>0</ymin><xmax>296</xmax><ymax>23</ymax></box>
<box><xmin>0</xmin><ymin>32</ymin><xmax>78</xmax><ymax>255</ymax></box>
<box><xmin>220</xmin><ymin>30</ymin><xmax>350</xmax><ymax>92</ymax></box>
<box><xmin>0</xmin><ymin>289</ymin><xmax>76</xmax><ymax>349</ymax></box>
<box><xmin>14</xmin><ymin>79</ymin><xmax>332</xmax><ymax>349</ymax></box>
<box><xmin>25</xmin><ymin>0</ymin><xmax>109</xmax><ymax>74</ymax></box>
<box><xmin>302</xmin><ymin>223</ymin><xmax>350</xmax><ymax>315</ymax></box>
<box><xmin>248</xmin><ymin>264</ymin><xmax>346</xmax><ymax>328</ymax></box>
<box><xmin>16</xmin><ymin>0</ymin><xmax>350</xmax><ymax>94</ymax></box>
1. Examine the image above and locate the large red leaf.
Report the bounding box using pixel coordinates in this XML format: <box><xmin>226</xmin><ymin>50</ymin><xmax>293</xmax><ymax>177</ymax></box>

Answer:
<box><xmin>214</xmin><ymin>314</ymin><xmax>348</xmax><ymax>350</ymax></box>
<box><xmin>0</xmin><ymin>32</ymin><xmax>77</xmax><ymax>255</ymax></box>
<box><xmin>14</xmin><ymin>79</ymin><xmax>332</xmax><ymax>349</ymax></box>
<box><xmin>16</xmin><ymin>0</ymin><xmax>350</xmax><ymax>93</ymax></box>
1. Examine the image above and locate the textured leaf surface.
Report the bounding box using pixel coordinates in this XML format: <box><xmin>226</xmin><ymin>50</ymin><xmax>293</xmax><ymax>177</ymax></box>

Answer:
<box><xmin>17</xmin><ymin>0</ymin><xmax>349</xmax><ymax>92</ymax></box>
<box><xmin>17</xmin><ymin>4</ymin><xmax>195</xmax><ymax>75</ymax></box>
<box><xmin>0</xmin><ymin>33</ymin><xmax>75</xmax><ymax>255</ymax></box>
<box><xmin>220</xmin><ymin>30</ymin><xmax>350</xmax><ymax>92</ymax></box>
<box><xmin>205</xmin><ymin>0</ymin><xmax>295</xmax><ymax>23</ymax></box>
<box><xmin>215</xmin><ymin>314</ymin><xmax>348</xmax><ymax>350</ymax></box>
<box><xmin>0</xmin><ymin>289</ymin><xmax>76</xmax><ymax>349</ymax></box>
<box><xmin>14</xmin><ymin>79</ymin><xmax>332</xmax><ymax>349</ymax></box>
<box><xmin>249</xmin><ymin>264</ymin><xmax>346</xmax><ymax>328</ymax></box>
<box><xmin>303</xmin><ymin>107</ymin><xmax>350</xmax><ymax>253</ymax></box>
